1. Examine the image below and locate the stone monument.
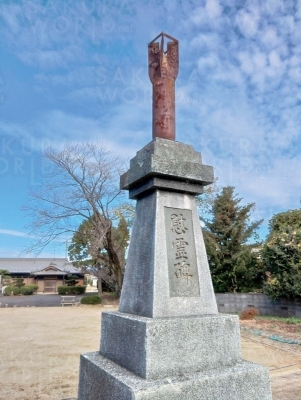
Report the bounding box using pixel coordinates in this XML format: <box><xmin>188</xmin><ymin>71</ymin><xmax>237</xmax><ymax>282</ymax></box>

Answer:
<box><xmin>78</xmin><ymin>32</ymin><xmax>272</xmax><ymax>399</ymax></box>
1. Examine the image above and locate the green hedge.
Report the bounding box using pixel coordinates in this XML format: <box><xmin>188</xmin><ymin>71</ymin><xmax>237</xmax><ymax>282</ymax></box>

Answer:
<box><xmin>57</xmin><ymin>285</ymin><xmax>86</xmax><ymax>295</ymax></box>
<box><xmin>26</xmin><ymin>284</ymin><xmax>39</xmax><ymax>292</ymax></box>
<box><xmin>4</xmin><ymin>286</ymin><xmax>13</xmax><ymax>296</ymax></box>
<box><xmin>4</xmin><ymin>285</ymin><xmax>39</xmax><ymax>296</ymax></box>
<box><xmin>12</xmin><ymin>287</ymin><xmax>21</xmax><ymax>295</ymax></box>
<box><xmin>57</xmin><ymin>286</ymin><xmax>68</xmax><ymax>295</ymax></box>
<box><xmin>20</xmin><ymin>286</ymin><xmax>35</xmax><ymax>295</ymax></box>
<box><xmin>80</xmin><ymin>295</ymin><xmax>102</xmax><ymax>305</ymax></box>
<box><xmin>73</xmin><ymin>286</ymin><xmax>86</xmax><ymax>295</ymax></box>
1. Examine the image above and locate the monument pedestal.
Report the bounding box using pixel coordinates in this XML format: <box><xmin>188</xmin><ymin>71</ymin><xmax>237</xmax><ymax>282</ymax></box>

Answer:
<box><xmin>77</xmin><ymin>139</ymin><xmax>272</xmax><ymax>399</ymax></box>
<box><xmin>100</xmin><ymin>312</ymin><xmax>241</xmax><ymax>379</ymax></box>
<box><xmin>78</xmin><ymin>352</ymin><xmax>270</xmax><ymax>400</ymax></box>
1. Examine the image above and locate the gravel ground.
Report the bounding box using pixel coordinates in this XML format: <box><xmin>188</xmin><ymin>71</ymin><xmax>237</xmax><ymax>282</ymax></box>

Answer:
<box><xmin>0</xmin><ymin>307</ymin><xmax>300</xmax><ymax>399</ymax></box>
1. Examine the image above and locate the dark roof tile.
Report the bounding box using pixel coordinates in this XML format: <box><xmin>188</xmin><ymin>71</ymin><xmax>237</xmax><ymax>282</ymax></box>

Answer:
<box><xmin>0</xmin><ymin>258</ymin><xmax>82</xmax><ymax>274</ymax></box>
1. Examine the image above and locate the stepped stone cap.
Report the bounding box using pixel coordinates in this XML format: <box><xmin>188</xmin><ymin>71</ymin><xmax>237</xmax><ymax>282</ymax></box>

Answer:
<box><xmin>120</xmin><ymin>138</ymin><xmax>214</xmax><ymax>191</ymax></box>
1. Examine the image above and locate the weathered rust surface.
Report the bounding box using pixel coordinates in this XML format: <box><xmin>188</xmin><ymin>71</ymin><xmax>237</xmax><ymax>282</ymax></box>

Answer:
<box><xmin>148</xmin><ymin>32</ymin><xmax>179</xmax><ymax>141</ymax></box>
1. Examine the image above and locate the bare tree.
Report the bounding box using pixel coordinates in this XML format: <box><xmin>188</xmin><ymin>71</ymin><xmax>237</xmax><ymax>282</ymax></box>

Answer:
<box><xmin>68</xmin><ymin>214</ymin><xmax>130</xmax><ymax>296</ymax></box>
<box><xmin>23</xmin><ymin>142</ymin><xmax>129</xmax><ymax>295</ymax></box>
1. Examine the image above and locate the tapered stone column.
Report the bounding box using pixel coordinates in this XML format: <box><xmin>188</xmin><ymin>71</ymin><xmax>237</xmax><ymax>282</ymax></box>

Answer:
<box><xmin>119</xmin><ymin>139</ymin><xmax>217</xmax><ymax>318</ymax></box>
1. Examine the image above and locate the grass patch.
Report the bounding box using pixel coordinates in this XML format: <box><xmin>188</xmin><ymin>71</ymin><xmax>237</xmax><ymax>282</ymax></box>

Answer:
<box><xmin>107</xmin><ymin>292</ymin><xmax>118</xmax><ymax>298</ymax></box>
<box><xmin>256</xmin><ymin>316</ymin><xmax>301</xmax><ymax>324</ymax></box>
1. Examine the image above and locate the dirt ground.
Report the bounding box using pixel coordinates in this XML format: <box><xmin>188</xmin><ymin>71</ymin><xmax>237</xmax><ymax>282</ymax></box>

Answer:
<box><xmin>1</xmin><ymin>306</ymin><xmax>301</xmax><ymax>400</ymax></box>
<box><xmin>240</xmin><ymin>318</ymin><xmax>301</xmax><ymax>400</ymax></box>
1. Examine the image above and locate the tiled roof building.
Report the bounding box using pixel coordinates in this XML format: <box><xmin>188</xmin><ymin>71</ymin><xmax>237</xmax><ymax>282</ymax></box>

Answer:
<box><xmin>0</xmin><ymin>258</ymin><xmax>84</xmax><ymax>293</ymax></box>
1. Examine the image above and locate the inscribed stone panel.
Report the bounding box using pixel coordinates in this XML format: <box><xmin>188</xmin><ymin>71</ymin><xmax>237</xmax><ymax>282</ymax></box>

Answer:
<box><xmin>164</xmin><ymin>207</ymin><xmax>200</xmax><ymax>297</ymax></box>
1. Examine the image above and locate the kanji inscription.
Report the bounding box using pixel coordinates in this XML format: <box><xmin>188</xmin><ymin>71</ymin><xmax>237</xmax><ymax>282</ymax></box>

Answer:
<box><xmin>165</xmin><ymin>207</ymin><xmax>200</xmax><ymax>297</ymax></box>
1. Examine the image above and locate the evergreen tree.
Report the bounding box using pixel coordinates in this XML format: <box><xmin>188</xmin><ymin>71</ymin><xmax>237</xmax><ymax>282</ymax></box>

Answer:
<box><xmin>0</xmin><ymin>269</ymin><xmax>11</xmax><ymax>286</ymax></box>
<box><xmin>262</xmin><ymin>210</ymin><xmax>301</xmax><ymax>300</ymax></box>
<box><xmin>64</xmin><ymin>274</ymin><xmax>79</xmax><ymax>287</ymax></box>
<box><xmin>12</xmin><ymin>277</ymin><xmax>25</xmax><ymax>288</ymax></box>
<box><xmin>202</xmin><ymin>186</ymin><xmax>263</xmax><ymax>293</ymax></box>
<box><xmin>266</xmin><ymin>209</ymin><xmax>301</xmax><ymax>235</ymax></box>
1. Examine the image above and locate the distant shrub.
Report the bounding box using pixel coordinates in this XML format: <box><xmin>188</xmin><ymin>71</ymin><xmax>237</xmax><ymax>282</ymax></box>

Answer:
<box><xmin>240</xmin><ymin>307</ymin><xmax>259</xmax><ymax>320</ymax></box>
<box><xmin>20</xmin><ymin>286</ymin><xmax>35</xmax><ymax>295</ymax></box>
<box><xmin>80</xmin><ymin>295</ymin><xmax>102</xmax><ymax>305</ymax></box>
<box><xmin>73</xmin><ymin>286</ymin><xmax>86</xmax><ymax>295</ymax></box>
<box><xmin>58</xmin><ymin>286</ymin><xmax>69</xmax><ymax>295</ymax></box>
<box><xmin>58</xmin><ymin>285</ymin><xmax>86</xmax><ymax>295</ymax></box>
<box><xmin>4</xmin><ymin>286</ymin><xmax>13</xmax><ymax>296</ymax></box>
<box><xmin>26</xmin><ymin>284</ymin><xmax>39</xmax><ymax>292</ymax></box>
<box><xmin>4</xmin><ymin>285</ymin><xmax>38</xmax><ymax>296</ymax></box>
<box><xmin>12</xmin><ymin>287</ymin><xmax>21</xmax><ymax>295</ymax></box>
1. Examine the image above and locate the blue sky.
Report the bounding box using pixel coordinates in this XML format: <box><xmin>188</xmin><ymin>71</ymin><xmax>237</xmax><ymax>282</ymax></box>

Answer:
<box><xmin>0</xmin><ymin>0</ymin><xmax>301</xmax><ymax>258</ymax></box>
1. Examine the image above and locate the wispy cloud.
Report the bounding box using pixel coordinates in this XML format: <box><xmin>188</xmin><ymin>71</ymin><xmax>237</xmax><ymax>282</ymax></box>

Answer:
<box><xmin>0</xmin><ymin>229</ymin><xmax>71</xmax><ymax>249</ymax></box>
<box><xmin>0</xmin><ymin>109</ymin><xmax>147</xmax><ymax>158</ymax></box>
<box><xmin>0</xmin><ymin>229</ymin><xmax>29</xmax><ymax>238</ymax></box>
<box><xmin>0</xmin><ymin>0</ymin><xmax>136</xmax><ymax>69</ymax></box>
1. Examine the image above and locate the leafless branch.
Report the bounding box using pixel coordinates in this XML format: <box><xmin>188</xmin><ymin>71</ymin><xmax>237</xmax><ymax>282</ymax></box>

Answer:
<box><xmin>23</xmin><ymin>142</ymin><xmax>127</xmax><ymax>256</ymax></box>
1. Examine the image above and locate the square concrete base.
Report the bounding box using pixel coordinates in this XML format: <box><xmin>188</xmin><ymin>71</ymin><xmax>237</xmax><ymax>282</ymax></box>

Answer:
<box><xmin>78</xmin><ymin>352</ymin><xmax>272</xmax><ymax>400</ymax></box>
<box><xmin>100</xmin><ymin>312</ymin><xmax>241</xmax><ymax>379</ymax></box>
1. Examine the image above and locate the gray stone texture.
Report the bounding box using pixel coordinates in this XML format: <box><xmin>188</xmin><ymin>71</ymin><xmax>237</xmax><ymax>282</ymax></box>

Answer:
<box><xmin>164</xmin><ymin>207</ymin><xmax>200</xmax><ymax>297</ymax></box>
<box><xmin>118</xmin><ymin>190</ymin><xmax>218</xmax><ymax>318</ymax></box>
<box><xmin>78</xmin><ymin>353</ymin><xmax>272</xmax><ymax>400</ymax></box>
<box><xmin>100</xmin><ymin>312</ymin><xmax>241</xmax><ymax>380</ymax></box>
<box><xmin>128</xmin><ymin>177</ymin><xmax>204</xmax><ymax>200</ymax></box>
<box><xmin>78</xmin><ymin>138</ymin><xmax>272</xmax><ymax>400</ymax></box>
<box><xmin>120</xmin><ymin>138</ymin><xmax>214</xmax><ymax>191</ymax></box>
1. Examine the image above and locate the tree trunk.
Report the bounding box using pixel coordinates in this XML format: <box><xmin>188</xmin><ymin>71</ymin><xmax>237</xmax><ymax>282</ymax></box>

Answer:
<box><xmin>114</xmin><ymin>266</ymin><xmax>123</xmax><ymax>297</ymax></box>
<box><xmin>97</xmin><ymin>270</ymin><xmax>103</xmax><ymax>296</ymax></box>
<box><xmin>105</xmin><ymin>224</ymin><xmax>124</xmax><ymax>296</ymax></box>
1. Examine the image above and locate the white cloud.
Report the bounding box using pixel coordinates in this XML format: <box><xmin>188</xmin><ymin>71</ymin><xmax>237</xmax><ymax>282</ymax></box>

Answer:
<box><xmin>190</xmin><ymin>7</ymin><xmax>207</xmax><ymax>26</ymax></box>
<box><xmin>190</xmin><ymin>33</ymin><xmax>220</xmax><ymax>51</ymax></box>
<box><xmin>237</xmin><ymin>52</ymin><xmax>254</xmax><ymax>75</ymax></box>
<box><xmin>260</xmin><ymin>28</ymin><xmax>281</xmax><ymax>49</ymax></box>
<box><xmin>0</xmin><ymin>106</ymin><xmax>149</xmax><ymax>159</ymax></box>
<box><xmin>0</xmin><ymin>1</ymin><xmax>134</xmax><ymax>70</ymax></box>
<box><xmin>0</xmin><ymin>229</ymin><xmax>28</xmax><ymax>238</ymax></box>
<box><xmin>236</xmin><ymin>9</ymin><xmax>260</xmax><ymax>38</ymax></box>
<box><xmin>205</xmin><ymin>0</ymin><xmax>222</xmax><ymax>19</ymax></box>
<box><xmin>268</xmin><ymin>50</ymin><xmax>282</xmax><ymax>69</ymax></box>
<box><xmin>253</xmin><ymin>52</ymin><xmax>267</xmax><ymax>71</ymax></box>
<box><xmin>278</xmin><ymin>15</ymin><xmax>295</xmax><ymax>35</ymax></box>
<box><xmin>197</xmin><ymin>54</ymin><xmax>219</xmax><ymax>73</ymax></box>
<box><xmin>0</xmin><ymin>229</ymin><xmax>68</xmax><ymax>243</ymax></box>
<box><xmin>262</xmin><ymin>0</ymin><xmax>284</xmax><ymax>16</ymax></box>
<box><xmin>289</xmin><ymin>66</ymin><xmax>301</xmax><ymax>82</ymax></box>
<box><xmin>34</xmin><ymin>66</ymin><xmax>96</xmax><ymax>86</ymax></box>
<box><xmin>207</xmin><ymin>153</ymin><xmax>301</xmax><ymax>233</ymax></box>
<box><xmin>243</xmin><ymin>157</ymin><xmax>301</xmax><ymax>209</ymax></box>
<box><xmin>289</xmin><ymin>55</ymin><xmax>300</xmax><ymax>67</ymax></box>
<box><xmin>0</xmin><ymin>4</ymin><xmax>21</xmax><ymax>35</ymax></box>
<box><xmin>19</xmin><ymin>45</ymin><xmax>84</xmax><ymax>69</ymax></box>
